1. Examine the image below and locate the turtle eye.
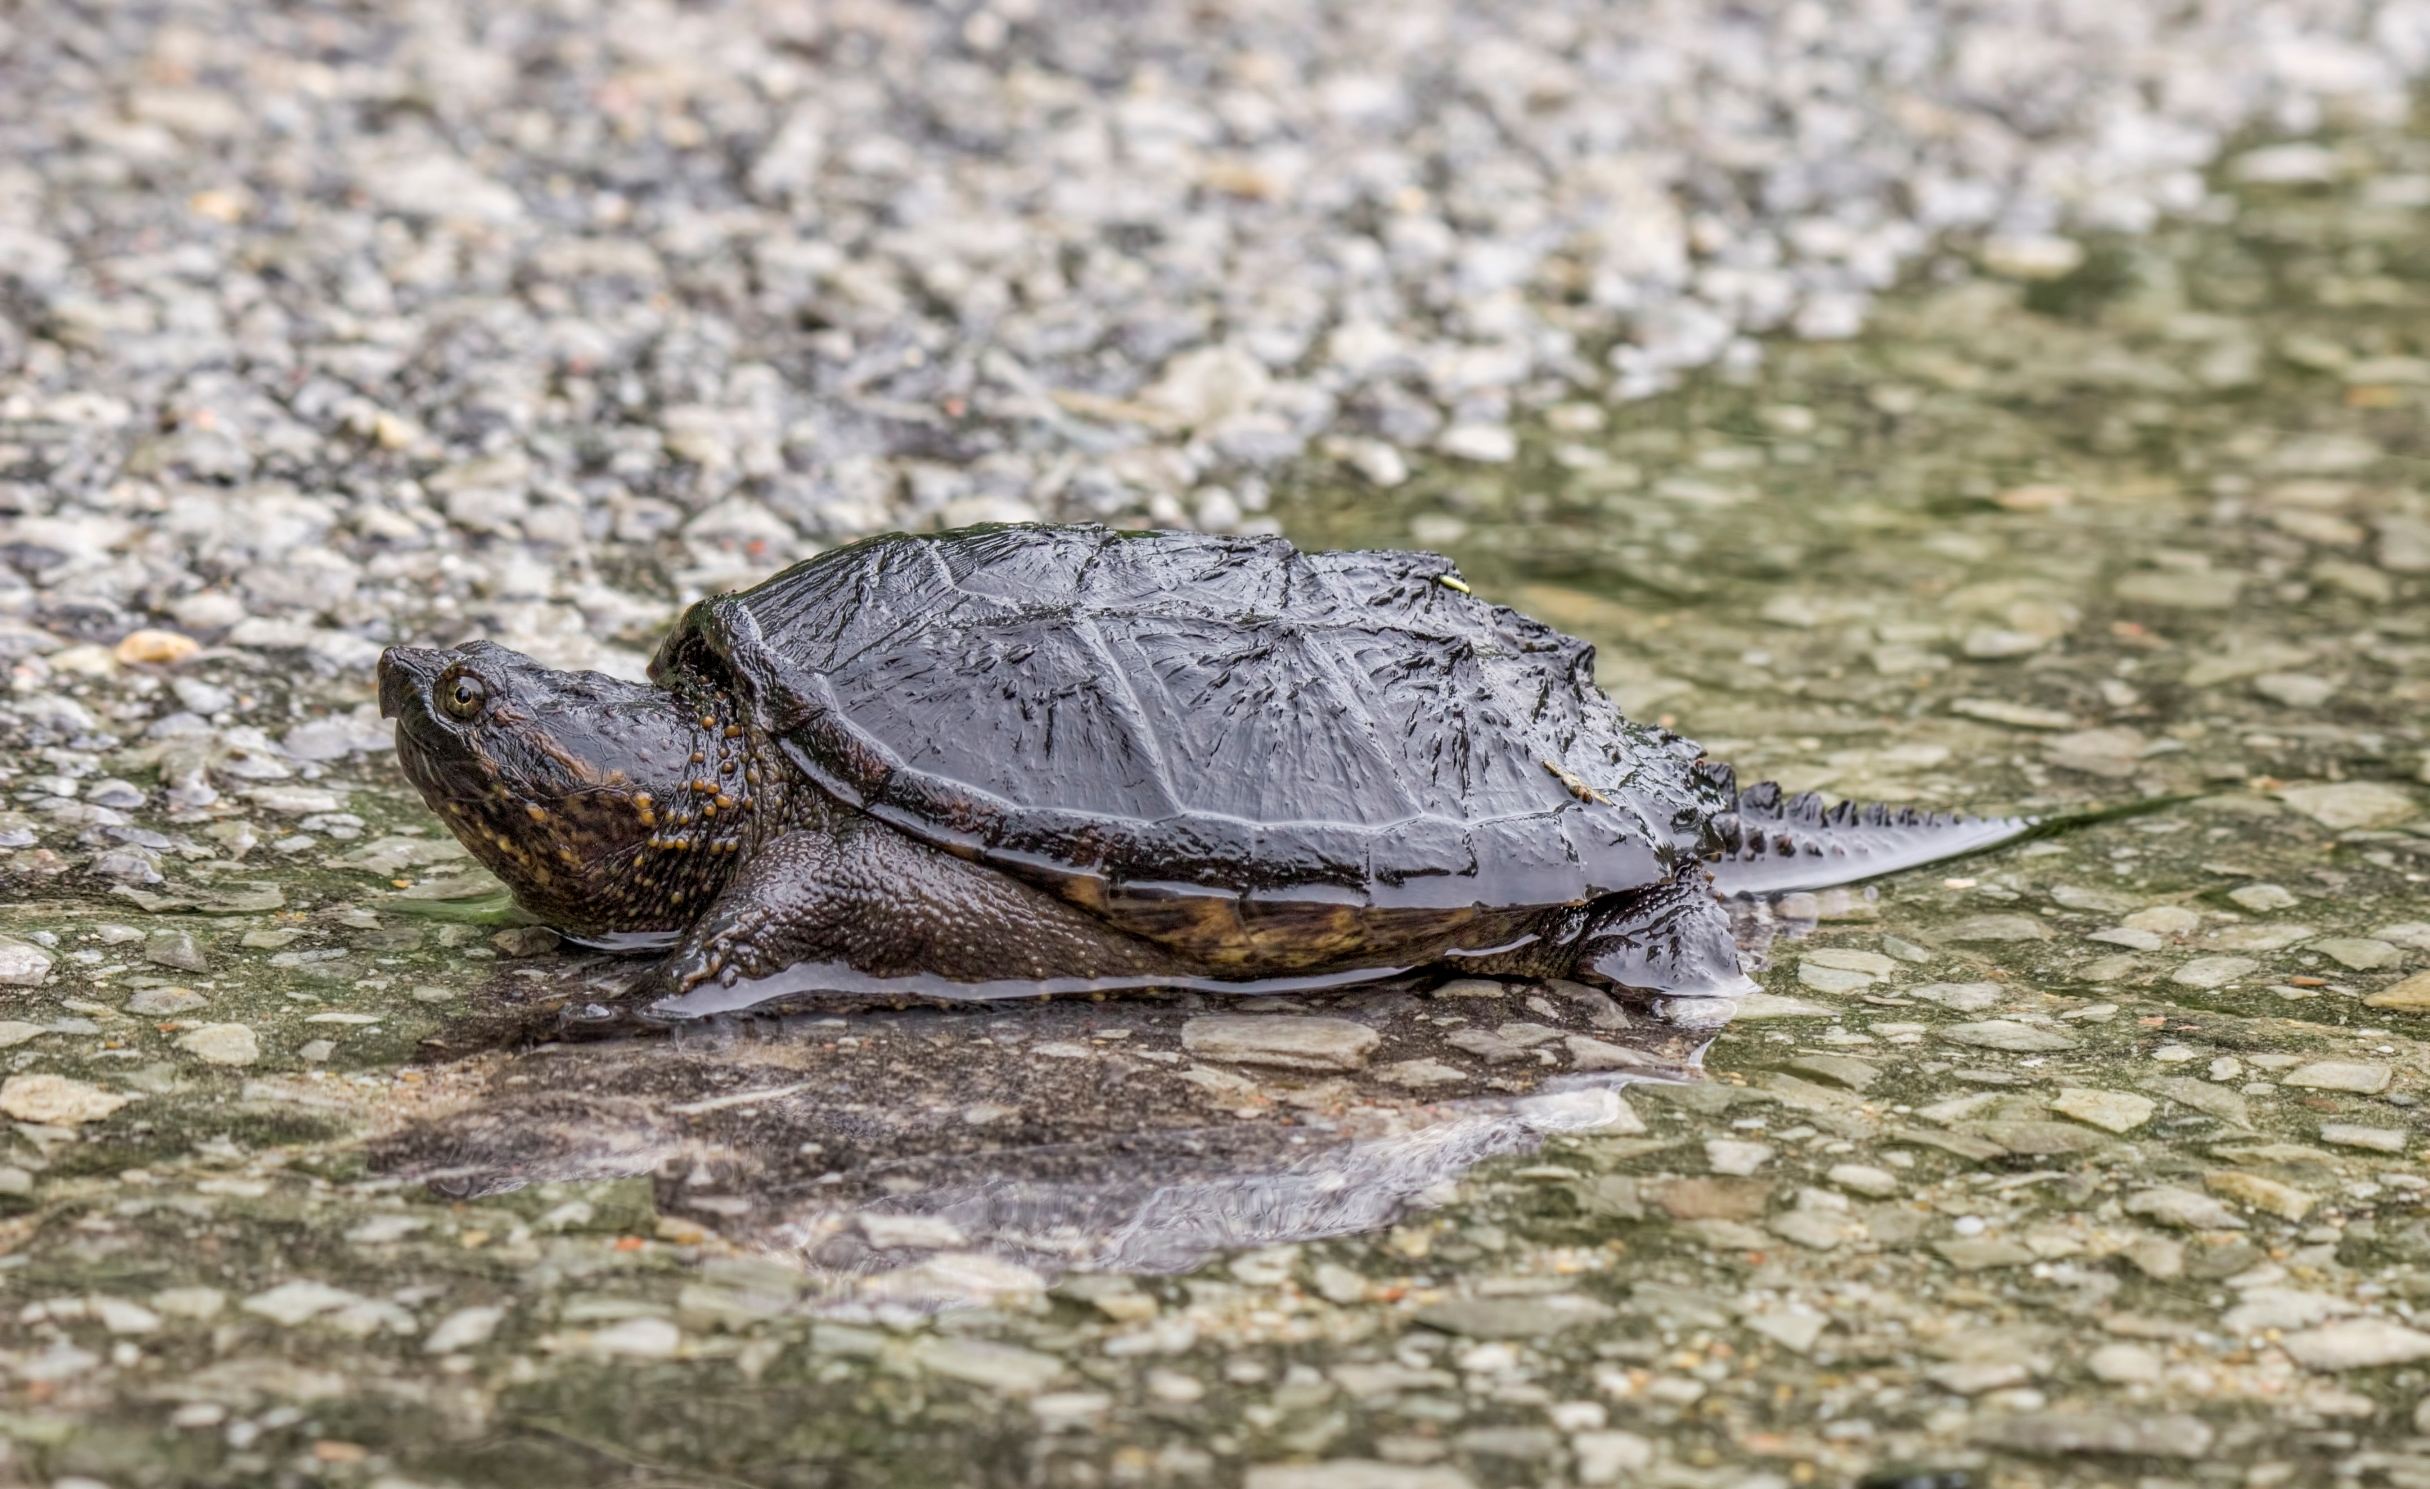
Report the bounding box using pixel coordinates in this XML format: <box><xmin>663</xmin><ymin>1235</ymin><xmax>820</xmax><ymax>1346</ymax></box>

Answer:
<box><xmin>440</xmin><ymin>672</ymin><xmax>487</xmax><ymax>721</ymax></box>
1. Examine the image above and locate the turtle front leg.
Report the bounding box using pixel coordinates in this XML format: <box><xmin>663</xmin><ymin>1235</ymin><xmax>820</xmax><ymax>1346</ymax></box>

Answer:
<box><xmin>659</xmin><ymin>829</ymin><xmax>839</xmax><ymax>992</ymax></box>
<box><xmin>652</xmin><ymin>814</ymin><xmax>1197</xmax><ymax>998</ymax></box>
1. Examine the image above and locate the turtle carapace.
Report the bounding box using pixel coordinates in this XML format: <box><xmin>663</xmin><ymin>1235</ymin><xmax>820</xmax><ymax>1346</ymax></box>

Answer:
<box><xmin>379</xmin><ymin>526</ymin><xmax>2025</xmax><ymax>1015</ymax></box>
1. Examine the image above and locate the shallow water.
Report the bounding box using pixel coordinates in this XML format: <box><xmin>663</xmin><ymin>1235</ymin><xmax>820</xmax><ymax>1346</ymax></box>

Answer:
<box><xmin>6</xmin><ymin>121</ymin><xmax>2430</xmax><ymax>1489</ymax></box>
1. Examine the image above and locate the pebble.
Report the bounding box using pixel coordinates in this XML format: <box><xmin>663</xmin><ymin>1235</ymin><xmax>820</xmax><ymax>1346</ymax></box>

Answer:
<box><xmin>2206</xmin><ymin>1171</ymin><xmax>2318</xmax><ymax>1221</ymax></box>
<box><xmin>2089</xmin><ymin>927</ymin><xmax>2166</xmax><ymax>951</ymax></box>
<box><xmin>1570</xmin><ymin>1431</ymin><xmax>1653</xmax><ymax>1486</ymax></box>
<box><xmin>2125</xmin><ymin>1186</ymin><xmax>2247</xmax><ymax>1231</ymax></box>
<box><xmin>1181</xmin><ymin>1016</ymin><xmax>1379</xmax><ymax>1072</ymax></box>
<box><xmin>2125</xmin><ymin>907</ymin><xmax>2202</xmax><ymax>935</ymax></box>
<box><xmin>1378</xmin><ymin>1059</ymin><xmax>1469</xmax><ymax>1089</ymax></box>
<box><xmin>1827</xmin><ymin>1164</ymin><xmax>1902</xmax><ymax>1198</ymax></box>
<box><xmin>2314</xmin><ymin>937</ymin><xmax>2404</xmax><ymax>970</ymax></box>
<box><xmin>1935</xmin><ymin>1238</ymin><xmax>2037</xmax><ymax>1270</ymax></box>
<box><xmin>1564</xmin><ymin>1034</ymin><xmax>1656</xmax><ymax>1071</ymax></box>
<box><xmin>2086</xmin><ymin>1342</ymin><xmax>2164</xmax><ymax>1384</ymax></box>
<box><xmin>2320</xmin><ymin>1123</ymin><xmax>2406</xmax><ymax>1152</ymax></box>
<box><xmin>2369</xmin><ymin>971</ymin><xmax>2430</xmax><ymax>1009</ymax></box>
<box><xmin>1413</xmin><ymin>1294</ymin><xmax>1615</xmax><ymax>1339</ymax></box>
<box><xmin>112</xmin><ymin>630</ymin><xmax>199</xmax><ymax>666</ymax></box>
<box><xmin>1798</xmin><ymin>963</ymin><xmax>1877</xmax><ymax>995</ymax></box>
<box><xmin>124</xmin><ymin>988</ymin><xmax>207</xmax><ymax>1016</ymax></box>
<box><xmin>2281</xmin><ymin>1318</ymin><xmax>2430</xmax><ymax>1371</ymax></box>
<box><xmin>422</xmin><ymin>1306</ymin><xmax>507</xmax><ymax>1354</ymax></box>
<box><xmin>588</xmin><ymin>1317</ymin><xmax>685</xmax><ymax>1362</ymax></box>
<box><xmin>175</xmin><ymin>1024</ymin><xmax>261</xmax><ymax>1067</ymax></box>
<box><xmin>2169</xmin><ymin>956</ymin><xmax>2260</xmax><ymax>989</ymax></box>
<box><xmin>1938</xmin><ymin>1020</ymin><xmax>2079</xmax><ymax>1052</ymax></box>
<box><xmin>1937</xmin><ymin>914</ymin><xmax>2049</xmax><ymax>943</ymax></box>
<box><xmin>0</xmin><ymin>936</ymin><xmax>53</xmax><ymax>987</ymax></box>
<box><xmin>143</xmin><ymin>929</ymin><xmax>208</xmax><ymax>972</ymax></box>
<box><xmin>1247</xmin><ymin>1464</ymin><xmax>1474</xmax><ymax>1489</ymax></box>
<box><xmin>1906</xmin><ymin>982</ymin><xmax>2004</xmax><ymax>1012</ymax></box>
<box><xmin>240</xmin><ymin>1280</ymin><xmax>368</xmax><ymax>1328</ymax></box>
<box><xmin>1704</xmin><ymin>1140</ymin><xmax>1774</xmax><ymax>1175</ymax></box>
<box><xmin>2049</xmin><ymin>1088</ymin><xmax>2155</xmax><ymax>1134</ymax></box>
<box><xmin>2115</xmin><ymin>570</ymin><xmax>2243</xmax><ymax>610</ymax></box>
<box><xmin>0</xmin><ymin>1075</ymin><xmax>129</xmax><ymax>1127</ymax></box>
<box><xmin>1787</xmin><ymin>1054</ymin><xmax>1881</xmax><ymax>1090</ymax></box>
<box><xmin>1975</xmin><ymin>1411</ymin><xmax>2213</xmax><ymax>1458</ymax></box>
<box><xmin>2228</xmin><ymin>883</ymin><xmax>2300</xmax><ymax>912</ymax></box>
<box><xmin>2279</xmin><ymin>1060</ymin><xmax>2392</xmax><ymax>1093</ymax></box>
<box><xmin>2277</xmin><ymin>781</ymin><xmax>2417</xmax><ymax>830</ymax></box>
<box><xmin>1803</xmin><ymin>948</ymin><xmax>1899</xmax><ymax>977</ymax></box>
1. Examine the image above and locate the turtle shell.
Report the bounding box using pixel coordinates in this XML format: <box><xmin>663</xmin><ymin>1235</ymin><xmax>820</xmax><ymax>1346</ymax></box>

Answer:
<box><xmin>654</xmin><ymin>525</ymin><xmax>1719</xmax><ymax>936</ymax></box>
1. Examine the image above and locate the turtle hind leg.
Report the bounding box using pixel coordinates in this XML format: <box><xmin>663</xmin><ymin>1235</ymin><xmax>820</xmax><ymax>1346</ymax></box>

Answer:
<box><xmin>650</xmin><ymin>812</ymin><xmax>1194</xmax><ymax>998</ymax></box>
<box><xmin>1561</xmin><ymin>872</ymin><xmax>1757</xmax><ymax>1005</ymax></box>
<box><xmin>1707</xmin><ymin>781</ymin><xmax>2032</xmax><ymax>896</ymax></box>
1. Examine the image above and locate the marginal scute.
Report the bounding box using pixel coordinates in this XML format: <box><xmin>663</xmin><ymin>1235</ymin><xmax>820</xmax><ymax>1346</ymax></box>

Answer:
<box><xmin>655</xmin><ymin>526</ymin><xmax>1708</xmax><ymax>930</ymax></box>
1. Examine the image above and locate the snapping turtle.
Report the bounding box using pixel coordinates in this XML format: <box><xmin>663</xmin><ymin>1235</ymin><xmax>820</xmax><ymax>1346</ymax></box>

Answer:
<box><xmin>379</xmin><ymin>526</ymin><xmax>2022</xmax><ymax>1015</ymax></box>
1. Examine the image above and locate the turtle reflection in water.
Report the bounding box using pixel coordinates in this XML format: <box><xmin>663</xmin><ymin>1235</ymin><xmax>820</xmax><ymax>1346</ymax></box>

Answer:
<box><xmin>378</xmin><ymin>525</ymin><xmax>2022</xmax><ymax>1018</ymax></box>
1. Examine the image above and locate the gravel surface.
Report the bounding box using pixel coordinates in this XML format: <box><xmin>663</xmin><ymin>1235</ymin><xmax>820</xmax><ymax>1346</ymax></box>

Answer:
<box><xmin>1</xmin><ymin>65</ymin><xmax>2429</xmax><ymax>1484</ymax></box>
<box><xmin>4</xmin><ymin>0</ymin><xmax>2430</xmax><ymax>685</ymax></box>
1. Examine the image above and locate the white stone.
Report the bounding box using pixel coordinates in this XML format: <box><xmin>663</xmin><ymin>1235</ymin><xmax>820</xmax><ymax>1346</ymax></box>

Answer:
<box><xmin>1802</xmin><ymin>948</ymin><xmax>1899</xmax><ymax>977</ymax></box>
<box><xmin>0</xmin><ymin>1075</ymin><xmax>129</xmax><ymax>1126</ymax></box>
<box><xmin>176</xmin><ymin>1023</ymin><xmax>261</xmax><ymax>1066</ymax></box>
<box><xmin>2124</xmin><ymin>1186</ymin><xmax>2247</xmax><ymax>1231</ymax></box>
<box><xmin>2087</xmin><ymin>1343</ymin><xmax>2163</xmax><ymax>1384</ymax></box>
<box><xmin>0</xmin><ymin>936</ymin><xmax>52</xmax><ymax>986</ymax></box>
<box><xmin>589</xmin><ymin>1316</ymin><xmax>683</xmax><ymax>1359</ymax></box>
<box><xmin>2050</xmin><ymin>1088</ymin><xmax>2156</xmax><ymax>1134</ymax></box>
<box><xmin>1939</xmin><ymin>1020</ymin><xmax>2079</xmax><ymax>1052</ymax></box>
<box><xmin>2281</xmin><ymin>1061</ymin><xmax>2392</xmax><ymax>1094</ymax></box>
<box><xmin>2228</xmin><ymin>883</ymin><xmax>2299</xmax><ymax>912</ymax></box>
<box><xmin>242</xmin><ymin>1280</ymin><xmax>369</xmax><ymax>1327</ymax></box>
<box><xmin>1572</xmin><ymin>1431</ymin><xmax>1654</xmax><ymax>1485</ymax></box>
<box><xmin>1705</xmin><ymin>1139</ymin><xmax>1773</xmax><ymax>1175</ymax></box>
<box><xmin>1827</xmin><ymin>1164</ymin><xmax>1901</xmax><ymax>1198</ymax></box>
<box><xmin>2315</xmin><ymin>938</ymin><xmax>2403</xmax><ymax>970</ymax></box>
<box><xmin>909</xmin><ymin>1336</ymin><xmax>1066</xmax><ymax>1395</ymax></box>
<box><xmin>2320</xmin><ymin>1124</ymin><xmax>2406</xmax><ymax>1153</ymax></box>
<box><xmin>2170</xmin><ymin>957</ymin><xmax>2259</xmax><ymax>989</ymax></box>
<box><xmin>1181</xmin><ymin>1015</ymin><xmax>1378</xmax><ymax>1072</ymax></box>
<box><xmin>1797</xmin><ymin>963</ymin><xmax>1874</xmax><ymax>995</ymax></box>
<box><xmin>2278</xmin><ymin>781</ymin><xmax>2417</xmax><ymax>831</ymax></box>
<box><xmin>2284</xmin><ymin>1319</ymin><xmax>2430</xmax><ymax>1371</ymax></box>
<box><xmin>423</xmin><ymin>1306</ymin><xmax>506</xmax><ymax>1354</ymax></box>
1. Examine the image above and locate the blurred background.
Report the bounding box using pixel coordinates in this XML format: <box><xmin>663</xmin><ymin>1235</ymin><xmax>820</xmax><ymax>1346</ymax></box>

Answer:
<box><xmin>1</xmin><ymin>0</ymin><xmax>2422</xmax><ymax>687</ymax></box>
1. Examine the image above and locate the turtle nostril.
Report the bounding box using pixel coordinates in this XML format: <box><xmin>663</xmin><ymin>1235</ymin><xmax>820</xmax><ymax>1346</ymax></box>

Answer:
<box><xmin>377</xmin><ymin>651</ymin><xmax>412</xmax><ymax>718</ymax></box>
<box><xmin>378</xmin><ymin>648</ymin><xmax>444</xmax><ymax>719</ymax></box>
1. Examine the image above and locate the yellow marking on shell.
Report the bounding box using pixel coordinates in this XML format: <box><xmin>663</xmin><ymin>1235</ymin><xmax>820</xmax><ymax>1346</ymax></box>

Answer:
<box><xmin>1542</xmin><ymin>759</ymin><xmax>1608</xmax><ymax>804</ymax></box>
<box><xmin>525</xmin><ymin>804</ymin><xmax>549</xmax><ymax>821</ymax></box>
<box><xmin>1438</xmin><ymin>574</ymin><xmax>1471</xmax><ymax>593</ymax></box>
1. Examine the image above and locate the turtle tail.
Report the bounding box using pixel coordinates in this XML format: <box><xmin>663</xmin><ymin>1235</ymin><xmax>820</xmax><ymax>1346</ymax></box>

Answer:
<box><xmin>1705</xmin><ymin>780</ymin><xmax>2032</xmax><ymax>896</ymax></box>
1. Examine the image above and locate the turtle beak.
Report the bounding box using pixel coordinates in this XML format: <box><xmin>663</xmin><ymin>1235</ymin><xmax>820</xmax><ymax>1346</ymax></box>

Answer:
<box><xmin>378</xmin><ymin>647</ymin><xmax>444</xmax><ymax>719</ymax></box>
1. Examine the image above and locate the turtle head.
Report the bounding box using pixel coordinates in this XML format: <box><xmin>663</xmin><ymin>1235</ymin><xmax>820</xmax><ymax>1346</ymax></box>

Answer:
<box><xmin>378</xmin><ymin>641</ymin><xmax>748</xmax><ymax>938</ymax></box>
